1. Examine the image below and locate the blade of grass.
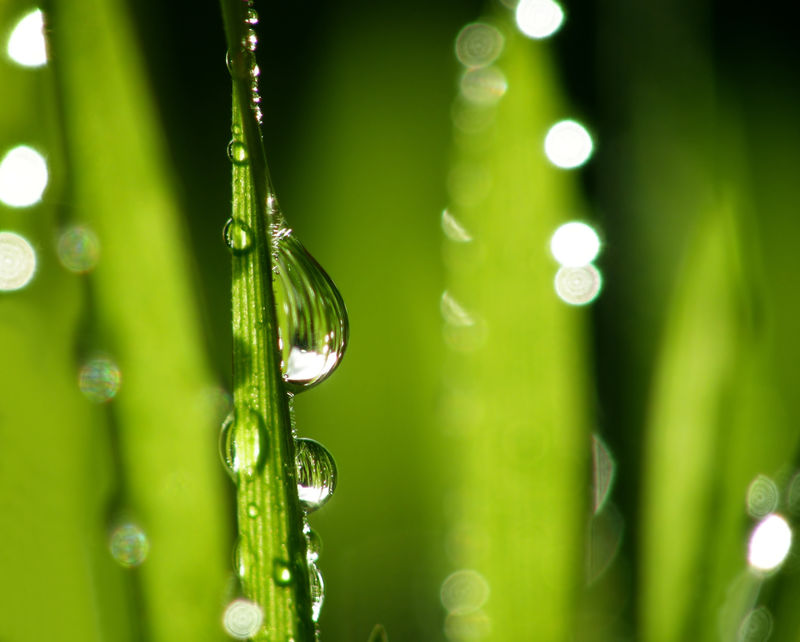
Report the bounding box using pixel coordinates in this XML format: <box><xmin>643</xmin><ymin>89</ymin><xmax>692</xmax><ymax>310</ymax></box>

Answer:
<box><xmin>46</xmin><ymin>0</ymin><xmax>230</xmax><ymax>638</ymax></box>
<box><xmin>218</xmin><ymin>1</ymin><xmax>315</xmax><ymax>639</ymax></box>
<box><xmin>442</xmin><ymin>16</ymin><xmax>591</xmax><ymax>640</ymax></box>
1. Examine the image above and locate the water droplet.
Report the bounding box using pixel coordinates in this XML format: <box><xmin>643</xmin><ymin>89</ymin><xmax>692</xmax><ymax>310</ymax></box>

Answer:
<box><xmin>223</xmin><ymin>598</ymin><xmax>263</xmax><ymax>639</ymax></box>
<box><xmin>57</xmin><ymin>225</ymin><xmax>100</xmax><ymax>274</ymax></box>
<box><xmin>295</xmin><ymin>438</ymin><xmax>337</xmax><ymax>511</ymax></box>
<box><xmin>7</xmin><ymin>9</ymin><xmax>47</xmax><ymax>68</ymax></box>
<box><xmin>109</xmin><ymin>523</ymin><xmax>149</xmax><ymax>568</ymax></box>
<box><xmin>226</xmin><ymin>49</ymin><xmax>249</xmax><ymax>79</ymax></box>
<box><xmin>308</xmin><ymin>562</ymin><xmax>325</xmax><ymax>622</ymax></box>
<box><xmin>455</xmin><ymin>23</ymin><xmax>505</xmax><ymax>69</ymax></box>
<box><xmin>219</xmin><ymin>407</ymin><xmax>268</xmax><ymax>480</ymax></box>
<box><xmin>227</xmin><ymin>140</ymin><xmax>248</xmax><ymax>165</ymax></box>
<box><xmin>747</xmin><ymin>475</ymin><xmax>779</xmax><ymax>519</ymax></box>
<box><xmin>273</xmin><ymin>559</ymin><xmax>293</xmax><ymax>586</ymax></box>
<box><xmin>245</xmin><ymin>7</ymin><xmax>259</xmax><ymax>24</ymax></box>
<box><xmin>223</xmin><ymin>218</ymin><xmax>254</xmax><ymax>255</ymax></box>
<box><xmin>0</xmin><ymin>145</ymin><xmax>48</xmax><ymax>207</ymax></box>
<box><xmin>544</xmin><ymin>119</ymin><xmax>594</xmax><ymax>169</ymax></box>
<box><xmin>0</xmin><ymin>231</ymin><xmax>37</xmax><ymax>291</ymax></box>
<box><xmin>586</xmin><ymin>503</ymin><xmax>624</xmax><ymax>584</ymax></box>
<box><xmin>273</xmin><ymin>228</ymin><xmax>349</xmax><ymax>391</ymax></box>
<box><xmin>233</xmin><ymin>538</ymin><xmax>248</xmax><ymax>578</ymax></box>
<box><xmin>79</xmin><ymin>356</ymin><xmax>121</xmax><ymax>403</ymax></box>
<box><xmin>554</xmin><ymin>265</ymin><xmax>602</xmax><ymax>305</ymax></box>
<box><xmin>305</xmin><ymin>528</ymin><xmax>322</xmax><ymax>563</ymax></box>
<box><xmin>440</xmin><ymin>569</ymin><xmax>490</xmax><ymax>615</ymax></box>
<box><xmin>247</xmin><ymin>503</ymin><xmax>259</xmax><ymax>518</ymax></box>
<box><xmin>550</xmin><ymin>221</ymin><xmax>601</xmax><ymax>267</ymax></box>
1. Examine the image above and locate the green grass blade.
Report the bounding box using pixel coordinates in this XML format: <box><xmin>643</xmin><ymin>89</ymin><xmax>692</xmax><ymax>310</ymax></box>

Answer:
<box><xmin>46</xmin><ymin>0</ymin><xmax>230</xmax><ymax>638</ymax></box>
<box><xmin>441</xmin><ymin>18</ymin><xmax>592</xmax><ymax>640</ymax></box>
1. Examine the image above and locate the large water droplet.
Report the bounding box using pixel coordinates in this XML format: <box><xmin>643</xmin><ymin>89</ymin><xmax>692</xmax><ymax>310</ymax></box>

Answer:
<box><xmin>223</xmin><ymin>598</ymin><xmax>263</xmax><ymax>639</ymax></box>
<box><xmin>219</xmin><ymin>407</ymin><xmax>268</xmax><ymax>480</ymax></box>
<box><xmin>308</xmin><ymin>561</ymin><xmax>325</xmax><ymax>622</ymax></box>
<box><xmin>295</xmin><ymin>438</ymin><xmax>337</xmax><ymax>511</ymax></box>
<box><xmin>273</xmin><ymin>228</ymin><xmax>348</xmax><ymax>391</ymax></box>
<box><xmin>224</xmin><ymin>218</ymin><xmax>254</xmax><ymax>255</ymax></box>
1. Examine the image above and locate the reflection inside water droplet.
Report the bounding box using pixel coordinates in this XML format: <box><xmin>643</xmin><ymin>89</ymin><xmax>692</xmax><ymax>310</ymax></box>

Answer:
<box><xmin>79</xmin><ymin>356</ymin><xmax>121</xmax><ymax>403</ymax></box>
<box><xmin>223</xmin><ymin>598</ymin><xmax>263</xmax><ymax>639</ymax></box>
<box><xmin>295</xmin><ymin>438</ymin><xmax>337</xmax><ymax>511</ymax></box>
<box><xmin>223</xmin><ymin>218</ymin><xmax>254</xmax><ymax>255</ymax></box>
<box><xmin>58</xmin><ymin>225</ymin><xmax>100</xmax><ymax>274</ymax></box>
<box><xmin>308</xmin><ymin>561</ymin><xmax>325</xmax><ymax>622</ymax></box>
<box><xmin>305</xmin><ymin>528</ymin><xmax>322</xmax><ymax>563</ymax></box>
<box><xmin>219</xmin><ymin>407</ymin><xmax>268</xmax><ymax>480</ymax></box>
<box><xmin>109</xmin><ymin>523</ymin><xmax>149</xmax><ymax>568</ymax></box>
<box><xmin>273</xmin><ymin>228</ymin><xmax>348</xmax><ymax>391</ymax></box>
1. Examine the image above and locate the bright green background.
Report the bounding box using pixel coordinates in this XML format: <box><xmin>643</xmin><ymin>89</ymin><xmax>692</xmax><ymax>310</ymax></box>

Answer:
<box><xmin>3</xmin><ymin>0</ymin><xmax>800</xmax><ymax>640</ymax></box>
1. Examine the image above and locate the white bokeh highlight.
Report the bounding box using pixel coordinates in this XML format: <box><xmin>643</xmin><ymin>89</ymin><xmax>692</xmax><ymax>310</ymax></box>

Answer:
<box><xmin>0</xmin><ymin>231</ymin><xmax>37</xmax><ymax>291</ymax></box>
<box><xmin>222</xmin><ymin>599</ymin><xmax>263</xmax><ymax>639</ymax></box>
<box><xmin>550</xmin><ymin>221</ymin><xmax>601</xmax><ymax>267</ymax></box>
<box><xmin>515</xmin><ymin>0</ymin><xmax>565</xmax><ymax>39</ymax></box>
<box><xmin>0</xmin><ymin>145</ymin><xmax>49</xmax><ymax>207</ymax></box>
<box><xmin>748</xmin><ymin>513</ymin><xmax>792</xmax><ymax>572</ymax></box>
<box><xmin>544</xmin><ymin>120</ymin><xmax>593</xmax><ymax>169</ymax></box>
<box><xmin>7</xmin><ymin>9</ymin><xmax>47</xmax><ymax>67</ymax></box>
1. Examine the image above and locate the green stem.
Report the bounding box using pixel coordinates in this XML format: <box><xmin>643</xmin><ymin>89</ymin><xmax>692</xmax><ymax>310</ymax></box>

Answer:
<box><xmin>220</xmin><ymin>1</ymin><xmax>313</xmax><ymax>639</ymax></box>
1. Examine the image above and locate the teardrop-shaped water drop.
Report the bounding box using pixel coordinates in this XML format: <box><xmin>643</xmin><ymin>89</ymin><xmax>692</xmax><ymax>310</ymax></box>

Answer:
<box><xmin>273</xmin><ymin>228</ymin><xmax>349</xmax><ymax>391</ymax></box>
<box><xmin>219</xmin><ymin>407</ymin><xmax>268</xmax><ymax>480</ymax></box>
<box><xmin>227</xmin><ymin>140</ymin><xmax>248</xmax><ymax>165</ymax></box>
<box><xmin>224</xmin><ymin>218</ymin><xmax>254</xmax><ymax>255</ymax></box>
<box><xmin>295</xmin><ymin>438</ymin><xmax>337</xmax><ymax>511</ymax></box>
<box><xmin>308</xmin><ymin>561</ymin><xmax>325</xmax><ymax>622</ymax></box>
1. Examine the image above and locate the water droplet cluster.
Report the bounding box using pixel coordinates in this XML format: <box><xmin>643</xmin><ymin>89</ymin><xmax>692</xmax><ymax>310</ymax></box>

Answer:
<box><xmin>220</xmin><ymin>5</ymin><xmax>347</xmax><ymax>628</ymax></box>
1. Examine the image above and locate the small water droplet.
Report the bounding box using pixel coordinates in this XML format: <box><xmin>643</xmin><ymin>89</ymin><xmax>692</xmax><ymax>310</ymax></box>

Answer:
<box><xmin>273</xmin><ymin>229</ymin><xmax>349</xmax><ymax>391</ymax></box>
<box><xmin>109</xmin><ymin>523</ymin><xmax>149</xmax><ymax>568</ymax></box>
<box><xmin>273</xmin><ymin>559</ymin><xmax>293</xmax><ymax>586</ymax></box>
<box><xmin>244</xmin><ymin>28</ymin><xmax>257</xmax><ymax>52</ymax></box>
<box><xmin>233</xmin><ymin>538</ymin><xmax>248</xmax><ymax>578</ymax></box>
<box><xmin>305</xmin><ymin>528</ymin><xmax>322</xmax><ymax>563</ymax></box>
<box><xmin>219</xmin><ymin>407</ymin><xmax>268</xmax><ymax>480</ymax></box>
<box><xmin>367</xmin><ymin>625</ymin><xmax>389</xmax><ymax>642</ymax></box>
<box><xmin>79</xmin><ymin>356</ymin><xmax>121</xmax><ymax>403</ymax></box>
<box><xmin>245</xmin><ymin>7</ymin><xmax>259</xmax><ymax>24</ymax></box>
<box><xmin>247</xmin><ymin>503</ymin><xmax>259</xmax><ymax>518</ymax></box>
<box><xmin>295</xmin><ymin>438</ymin><xmax>337</xmax><ymax>511</ymax></box>
<box><xmin>227</xmin><ymin>140</ymin><xmax>248</xmax><ymax>165</ymax></box>
<box><xmin>225</xmin><ymin>49</ymin><xmax>249</xmax><ymax>79</ymax></box>
<box><xmin>308</xmin><ymin>561</ymin><xmax>325</xmax><ymax>622</ymax></box>
<box><xmin>592</xmin><ymin>434</ymin><xmax>616</xmax><ymax>514</ymax></box>
<box><xmin>0</xmin><ymin>231</ymin><xmax>37</xmax><ymax>291</ymax></box>
<box><xmin>223</xmin><ymin>218</ymin><xmax>254</xmax><ymax>255</ymax></box>
<box><xmin>223</xmin><ymin>598</ymin><xmax>263</xmax><ymax>639</ymax></box>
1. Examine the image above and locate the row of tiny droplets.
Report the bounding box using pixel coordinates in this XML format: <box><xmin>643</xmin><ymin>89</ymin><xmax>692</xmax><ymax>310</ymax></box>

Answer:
<box><xmin>437</xmin><ymin>2</ymin><xmax>608</xmax><ymax>640</ymax></box>
<box><xmin>1</xmin><ymin>9</ymin><xmax>147</xmax><ymax>568</ymax></box>
<box><xmin>220</xmin><ymin>2</ymin><xmax>348</xmax><ymax>638</ymax></box>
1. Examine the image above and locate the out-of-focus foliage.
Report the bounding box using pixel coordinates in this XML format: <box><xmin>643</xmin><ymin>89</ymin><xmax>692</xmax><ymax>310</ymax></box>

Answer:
<box><xmin>3</xmin><ymin>0</ymin><xmax>800</xmax><ymax>640</ymax></box>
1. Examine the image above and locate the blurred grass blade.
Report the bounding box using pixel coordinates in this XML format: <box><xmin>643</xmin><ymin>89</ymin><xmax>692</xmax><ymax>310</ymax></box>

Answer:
<box><xmin>46</xmin><ymin>0</ymin><xmax>230</xmax><ymax>639</ymax></box>
<box><xmin>442</xmin><ymin>15</ymin><xmax>591</xmax><ymax>640</ymax></box>
<box><xmin>641</xmin><ymin>195</ymin><xmax>751</xmax><ymax>641</ymax></box>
